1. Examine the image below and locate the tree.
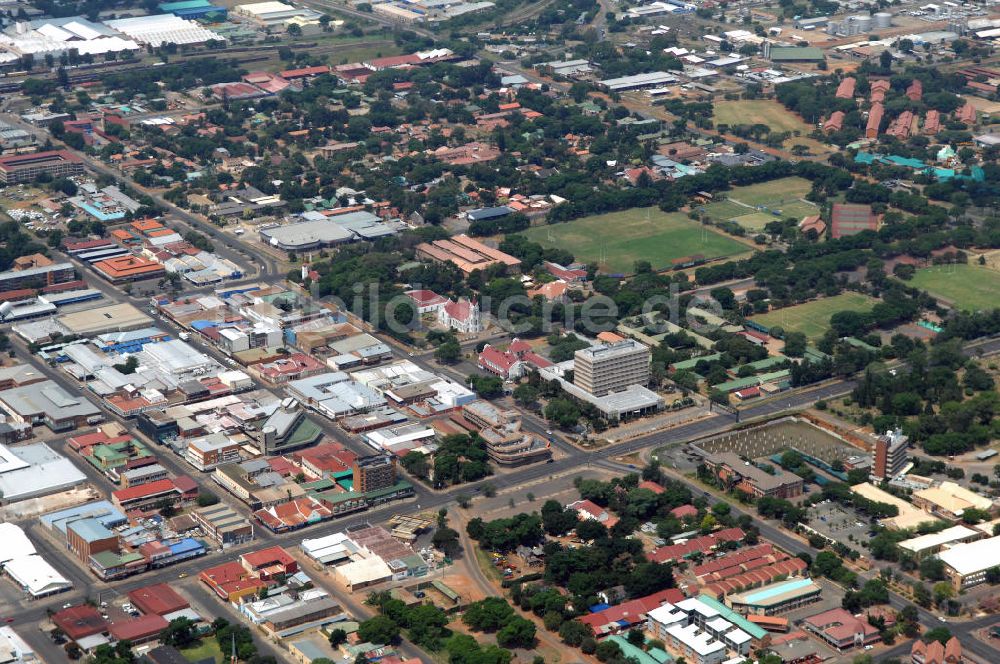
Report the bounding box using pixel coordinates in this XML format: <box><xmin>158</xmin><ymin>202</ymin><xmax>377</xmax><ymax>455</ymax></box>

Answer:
<box><xmin>595</xmin><ymin>640</ymin><xmax>622</xmax><ymax>662</ymax></box>
<box><xmin>431</xmin><ymin>527</ymin><xmax>460</xmax><ymax>557</ymax></box>
<box><xmin>435</xmin><ymin>338</ymin><xmax>461</xmax><ymax>363</ymax></box>
<box><xmin>286</xmin><ymin>23</ymin><xmax>302</xmax><ymax>36</ymax></box>
<box><xmin>920</xmin><ymin>557</ymin><xmax>946</xmax><ymax>581</ymax></box>
<box><xmin>496</xmin><ymin>616</ymin><xmax>536</xmax><ymax>649</ymax></box>
<box><xmin>155</xmin><ymin>498</ymin><xmax>177</xmax><ymax>518</ymax></box>
<box><xmin>159</xmin><ymin>618</ymin><xmax>197</xmax><ymax>648</ymax></box>
<box><xmin>513</xmin><ymin>384</ymin><xmax>539</xmax><ymax>407</ymax></box>
<box><xmin>357</xmin><ymin>615</ymin><xmax>399</xmax><ymax>646</ymax></box>
<box><xmin>197</xmin><ymin>491</ymin><xmax>219</xmax><ymax>507</ymax></box>
<box><xmin>328</xmin><ymin>628</ymin><xmax>348</xmax><ymax>647</ymax></box>
<box><xmin>544</xmin><ymin>398</ymin><xmax>580</xmax><ymax>429</ymax></box>
<box><xmin>784</xmin><ymin>331</ymin><xmax>808</xmax><ymax>357</ymax></box>
<box><xmin>559</xmin><ymin>620</ymin><xmax>593</xmax><ymax>646</ymax></box>
<box><xmin>463</xmin><ymin>598</ymin><xmax>515</xmax><ymax>632</ymax></box>
<box><xmin>913</xmin><ymin>583</ymin><xmax>932</xmax><ymax>607</ymax></box>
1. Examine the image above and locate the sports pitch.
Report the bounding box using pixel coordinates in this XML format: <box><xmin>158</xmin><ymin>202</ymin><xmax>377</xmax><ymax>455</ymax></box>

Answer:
<box><xmin>908</xmin><ymin>263</ymin><xmax>1000</xmax><ymax>312</ymax></box>
<box><xmin>520</xmin><ymin>208</ymin><xmax>749</xmax><ymax>274</ymax></box>
<box><xmin>698</xmin><ymin>177</ymin><xmax>819</xmax><ymax>230</ymax></box>
<box><xmin>750</xmin><ymin>292</ymin><xmax>879</xmax><ymax>340</ymax></box>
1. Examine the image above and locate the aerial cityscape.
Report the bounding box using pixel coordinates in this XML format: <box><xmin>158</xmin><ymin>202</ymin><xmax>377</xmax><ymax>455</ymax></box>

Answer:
<box><xmin>0</xmin><ymin>0</ymin><xmax>1000</xmax><ymax>663</ymax></box>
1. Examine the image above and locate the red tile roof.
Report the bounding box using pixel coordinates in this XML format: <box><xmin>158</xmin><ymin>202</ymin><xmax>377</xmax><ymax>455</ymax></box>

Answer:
<box><xmin>280</xmin><ymin>65</ymin><xmax>331</xmax><ymax>79</ymax></box>
<box><xmin>112</xmin><ymin>478</ymin><xmax>178</xmax><ymax>503</ymax></box>
<box><xmin>241</xmin><ymin>546</ymin><xmax>296</xmax><ymax>570</ymax></box>
<box><xmin>803</xmin><ymin>608</ymin><xmax>879</xmax><ymax>643</ymax></box>
<box><xmin>128</xmin><ymin>583</ymin><xmax>189</xmax><ymax>616</ymax></box>
<box><xmin>405</xmin><ymin>289</ymin><xmax>448</xmax><ymax>308</ymax></box>
<box><xmin>648</xmin><ymin>528</ymin><xmax>745</xmax><ymax>564</ymax></box>
<box><xmin>670</xmin><ymin>504</ymin><xmax>698</xmax><ymax>519</ymax></box>
<box><xmin>578</xmin><ymin>588</ymin><xmax>685</xmax><ymax>632</ymax></box>
<box><xmin>443</xmin><ymin>298</ymin><xmax>475</xmax><ymax>322</ymax></box>
<box><xmin>835</xmin><ymin>77</ymin><xmax>855</xmax><ymax>99</ymax></box>
<box><xmin>109</xmin><ymin>614</ymin><xmax>168</xmax><ymax>642</ymax></box>
<box><xmin>53</xmin><ymin>605</ymin><xmax>109</xmax><ymax>640</ymax></box>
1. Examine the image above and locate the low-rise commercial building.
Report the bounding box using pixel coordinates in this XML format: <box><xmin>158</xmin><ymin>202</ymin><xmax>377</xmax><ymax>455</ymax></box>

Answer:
<box><xmin>0</xmin><ymin>442</ymin><xmax>88</xmax><ymax>503</ymax></box>
<box><xmin>192</xmin><ymin>503</ymin><xmax>254</xmax><ymax>548</ymax></box>
<box><xmin>0</xmin><ymin>150</ymin><xmax>83</xmax><ymax>184</ymax></box>
<box><xmin>802</xmin><ymin>608</ymin><xmax>880</xmax><ymax>652</ymax></box>
<box><xmin>725</xmin><ymin>577</ymin><xmax>822</xmax><ymax>616</ymax></box>
<box><xmin>912</xmin><ymin>481</ymin><xmax>994</xmax><ymax>522</ymax></box>
<box><xmin>703</xmin><ymin>452</ymin><xmax>803</xmax><ymax>499</ymax></box>
<box><xmin>184</xmin><ymin>432</ymin><xmax>243</xmax><ymax>471</ymax></box>
<box><xmin>938</xmin><ymin>534</ymin><xmax>1000</xmax><ymax>589</ymax></box>
<box><xmin>0</xmin><ymin>380</ymin><xmax>101</xmax><ymax>432</ymax></box>
<box><xmin>898</xmin><ymin>525</ymin><xmax>982</xmax><ymax>560</ymax></box>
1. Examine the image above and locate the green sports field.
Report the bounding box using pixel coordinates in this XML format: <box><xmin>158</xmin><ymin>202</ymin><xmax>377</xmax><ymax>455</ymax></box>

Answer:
<box><xmin>698</xmin><ymin>177</ymin><xmax>819</xmax><ymax>230</ymax></box>
<box><xmin>520</xmin><ymin>208</ymin><xmax>749</xmax><ymax>274</ymax></box>
<box><xmin>750</xmin><ymin>292</ymin><xmax>879</xmax><ymax>340</ymax></box>
<box><xmin>908</xmin><ymin>264</ymin><xmax>1000</xmax><ymax>312</ymax></box>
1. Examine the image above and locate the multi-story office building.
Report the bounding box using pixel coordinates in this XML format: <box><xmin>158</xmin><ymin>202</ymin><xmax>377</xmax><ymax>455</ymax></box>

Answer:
<box><xmin>352</xmin><ymin>454</ymin><xmax>397</xmax><ymax>493</ymax></box>
<box><xmin>574</xmin><ymin>340</ymin><xmax>650</xmax><ymax>396</ymax></box>
<box><xmin>871</xmin><ymin>428</ymin><xmax>910</xmax><ymax>481</ymax></box>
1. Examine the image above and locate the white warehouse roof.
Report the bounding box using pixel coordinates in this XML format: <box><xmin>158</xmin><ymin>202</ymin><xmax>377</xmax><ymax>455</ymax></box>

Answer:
<box><xmin>938</xmin><ymin>535</ymin><xmax>1000</xmax><ymax>576</ymax></box>
<box><xmin>0</xmin><ymin>523</ymin><xmax>36</xmax><ymax>564</ymax></box>
<box><xmin>104</xmin><ymin>14</ymin><xmax>224</xmax><ymax>46</ymax></box>
<box><xmin>3</xmin><ymin>554</ymin><xmax>71</xmax><ymax>597</ymax></box>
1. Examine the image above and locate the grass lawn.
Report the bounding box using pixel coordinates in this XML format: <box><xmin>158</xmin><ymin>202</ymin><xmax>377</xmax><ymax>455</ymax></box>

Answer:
<box><xmin>907</xmin><ymin>263</ymin><xmax>1000</xmax><ymax>312</ymax></box>
<box><xmin>713</xmin><ymin>100</ymin><xmax>813</xmax><ymax>135</ymax></box>
<box><xmin>181</xmin><ymin>639</ymin><xmax>224</xmax><ymax>664</ymax></box>
<box><xmin>520</xmin><ymin>208</ymin><xmax>749</xmax><ymax>274</ymax></box>
<box><xmin>712</xmin><ymin>100</ymin><xmax>833</xmax><ymax>155</ymax></box>
<box><xmin>731</xmin><ymin>212</ymin><xmax>779</xmax><ymax>230</ymax></box>
<box><xmin>750</xmin><ymin>292</ymin><xmax>879</xmax><ymax>340</ymax></box>
<box><xmin>726</xmin><ymin>177</ymin><xmax>813</xmax><ymax>207</ymax></box>
<box><xmin>697</xmin><ymin>177</ymin><xmax>819</xmax><ymax>230</ymax></box>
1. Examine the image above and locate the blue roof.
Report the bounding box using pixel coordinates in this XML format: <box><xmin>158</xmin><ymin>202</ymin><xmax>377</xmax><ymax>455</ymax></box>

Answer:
<box><xmin>67</xmin><ymin>517</ymin><xmax>115</xmax><ymax>543</ymax></box>
<box><xmin>169</xmin><ymin>538</ymin><xmax>205</xmax><ymax>555</ymax></box>
<box><xmin>41</xmin><ymin>500</ymin><xmax>127</xmax><ymax>535</ymax></box>
<box><xmin>589</xmin><ymin>603</ymin><xmax>611</xmax><ymax>613</ymax></box>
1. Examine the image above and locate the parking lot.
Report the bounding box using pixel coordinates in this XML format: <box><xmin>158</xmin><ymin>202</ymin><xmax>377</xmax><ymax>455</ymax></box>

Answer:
<box><xmin>806</xmin><ymin>500</ymin><xmax>874</xmax><ymax>549</ymax></box>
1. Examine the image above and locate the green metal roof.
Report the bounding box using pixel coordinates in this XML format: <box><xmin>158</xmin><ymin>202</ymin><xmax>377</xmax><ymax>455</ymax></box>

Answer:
<box><xmin>605</xmin><ymin>636</ymin><xmax>673</xmax><ymax>664</ymax></box>
<box><xmin>365</xmin><ymin>480</ymin><xmax>413</xmax><ymax>499</ymax></box>
<box><xmin>671</xmin><ymin>353</ymin><xmax>722</xmax><ymax>371</ymax></box>
<box><xmin>768</xmin><ymin>46</ymin><xmax>825</xmax><ymax>61</ymax></box>
<box><xmin>712</xmin><ymin>369</ymin><xmax>790</xmax><ymax>392</ymax></box>
<box><xmin>696</xmin><ymin>595</ymin><xmax>768</xmax><ymax>639</ymax></box>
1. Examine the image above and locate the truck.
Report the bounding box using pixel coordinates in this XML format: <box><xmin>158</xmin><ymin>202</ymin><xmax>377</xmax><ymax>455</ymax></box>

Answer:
<box><xmin>178</xmin><ymin>332</ymin><xmax>191</xmax><ymax>341</ymax></box>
